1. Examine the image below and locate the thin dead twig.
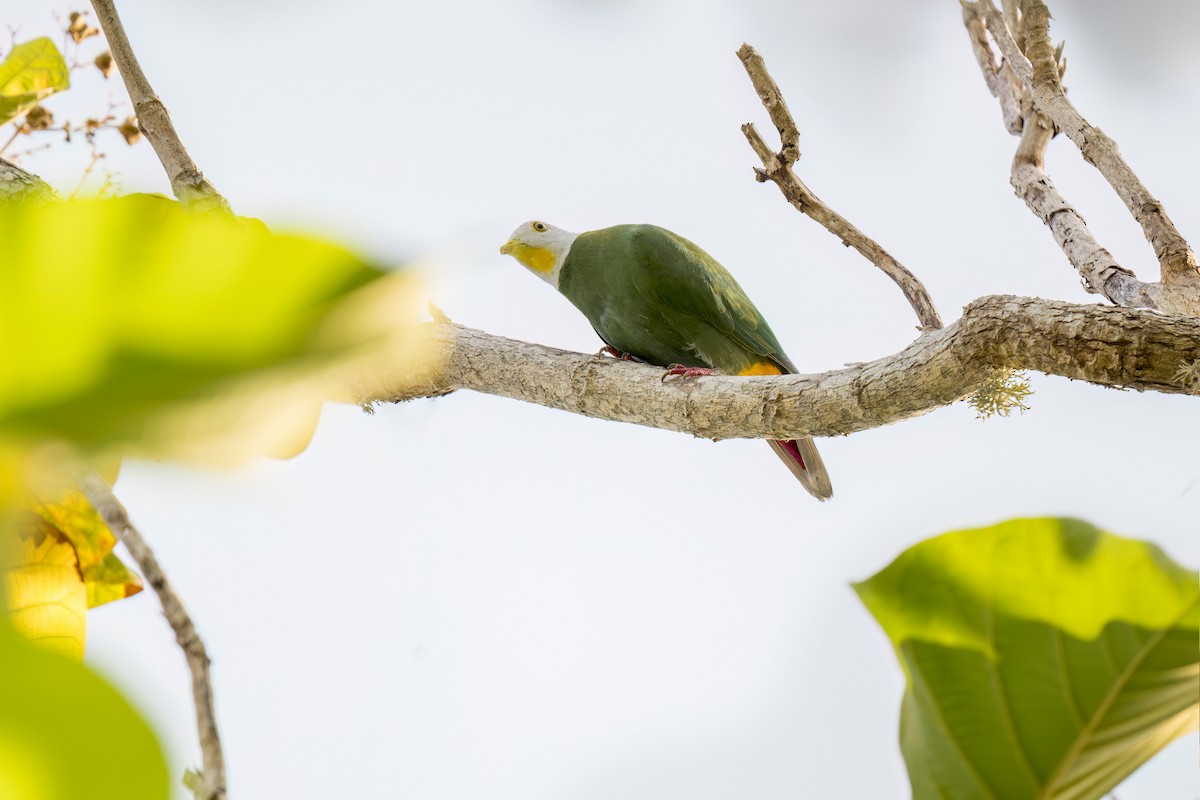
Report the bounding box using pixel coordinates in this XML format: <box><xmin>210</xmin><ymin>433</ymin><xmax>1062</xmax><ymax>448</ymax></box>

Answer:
<box><xmin>79</xmin><ymin>473</ymin><xmax>227</xmax><ymax>800</ymax></box>
<box><xmin>735</xmin><ymin>44</ymin><xmax>944</xmax><ymax>332</ymax></box>
<box><xmin>88</xmin><ymin>0</ymin><xmax>229</xmax><ymax>213</ymax></box>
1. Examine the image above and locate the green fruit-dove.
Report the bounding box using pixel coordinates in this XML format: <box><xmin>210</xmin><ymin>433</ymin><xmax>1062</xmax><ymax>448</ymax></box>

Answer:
<box><xmin>500</xmin><ymin>221</ymin><xmax>833</xmax><ymax>500</ymax></box>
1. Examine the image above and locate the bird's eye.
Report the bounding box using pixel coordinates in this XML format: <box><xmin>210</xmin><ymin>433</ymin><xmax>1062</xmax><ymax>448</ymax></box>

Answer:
<box><xmin>532</xmin><ymin>221</ymin><xmax>548</xmax><ymax>232</ymax></box>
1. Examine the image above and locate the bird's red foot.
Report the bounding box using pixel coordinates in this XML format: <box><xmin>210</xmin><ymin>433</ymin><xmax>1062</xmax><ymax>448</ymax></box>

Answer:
<box><xmin>599</xmin><ymin>345</ymin><xmax>640</xmax><ymax>362</ymax></box>
<box><xmin>663</xmin><ymin>364</ymin><xmax>716</xmax><ymax>380</ymax></box>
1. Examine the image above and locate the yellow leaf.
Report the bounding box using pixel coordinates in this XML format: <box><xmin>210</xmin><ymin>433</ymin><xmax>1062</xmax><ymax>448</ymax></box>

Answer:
<box><xmin>29</xmin><ymin>485</ymin><xmax>142</xmax><ymax>609</ymax></box>
<box><xmin>3</xmin><ymin>518</ymin><xmax>86</xmax><ymax>660</ymax></box>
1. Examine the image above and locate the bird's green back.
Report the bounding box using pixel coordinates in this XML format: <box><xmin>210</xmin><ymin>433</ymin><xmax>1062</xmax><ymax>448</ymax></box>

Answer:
<box><xmin>558</xmin><ymin>224</ymin><xmax>797</xmax><ymax>374</ymax></box>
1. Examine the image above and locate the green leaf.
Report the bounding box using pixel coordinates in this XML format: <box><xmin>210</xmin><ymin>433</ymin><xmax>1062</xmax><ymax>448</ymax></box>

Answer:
<box><xmin>0</xmin><ymin>622</ymin><xmax>169</xmax><ymax>800</ymax></box>
<box><xmin>0</xmin><ymin>195</ymin><xmax>428</xmax><ymax>461</ymax></box>
<box><xmin>0</xmin><ymin>38</ymin><xmax>70</xmax><ymax>125</ymax></box>
<box><xmin>854</xmin><ymin>518</ymin><xmax>1199</xmax><ymax>800</ymax></box>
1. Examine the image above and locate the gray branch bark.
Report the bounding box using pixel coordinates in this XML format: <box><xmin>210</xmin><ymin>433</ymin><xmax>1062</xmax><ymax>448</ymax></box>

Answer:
<box><xmin>374</xmin><ymin>296</ymin><xmax>1200</xmax><ymax>440</ymax></box>
<box><xmin>1010</xmin><ymin>112</ymin><xmax>1160</xmax><ymax>308</ymax></box>
<box><xmin>88</xmin><ymin>0</ymin><xmax>230</xmax><ymax>213</ymax></box>
<box><xmin>79</xmin><ymin>473</ymin><xmax>226</xmax><ymax>800</ymax></box>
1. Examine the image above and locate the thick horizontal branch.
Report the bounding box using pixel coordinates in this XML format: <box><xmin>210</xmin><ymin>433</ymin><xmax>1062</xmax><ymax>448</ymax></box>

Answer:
<box><xmin>736</xmin><ymin>43</ymin><xmax>800</xmax><ymax>166</ymax></box>
<box><xmin>89</xmin><ymin>0</ymin><xmax>229</xmax><ymax>214</ymax></box>
<box><xmin>376</xmin><ymin>296</ymin><xmax>1200</xmax><ymax>440</ymax></box>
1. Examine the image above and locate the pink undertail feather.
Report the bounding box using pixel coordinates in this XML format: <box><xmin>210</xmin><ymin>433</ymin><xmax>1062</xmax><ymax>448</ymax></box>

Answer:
<box><xmin>768</xmin><ymin>438</ymin><xmax>833</xmax><ymax>501</ymax></box>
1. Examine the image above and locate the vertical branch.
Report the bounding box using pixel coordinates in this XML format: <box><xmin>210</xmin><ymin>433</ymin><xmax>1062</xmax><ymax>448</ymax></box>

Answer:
<box><xmin>980</xmin><ymin>0</ymin><xmax>1200</xmax><ymax>311</ymax></box>
<box><xmin>1009</xmin><ymin>112</ymin><xmax>1158</xmax><ymax>308</ymax></box>
<box><xmin>88</xmin><ymin>0</ymin><xmax>229</xmax><ymax>213</ymax></box>
<box><xmin>961</xmin><ymin>2</ymin><xmax>1024</xmax><ymax>134</ymax></box>
<box><xmin>80</xmin><ymin>473</ymin><xmax>227</xmax><ymax>800</ymax></box>
<box><xmin>738</xmin><ymin>47</ymin><xmax>800</xmax><ymax>167</ymax></box>
<box><xmin>1019</xmin><ymin>0</ymin><xmax>1058</xmax><ymax>93</ymax></box>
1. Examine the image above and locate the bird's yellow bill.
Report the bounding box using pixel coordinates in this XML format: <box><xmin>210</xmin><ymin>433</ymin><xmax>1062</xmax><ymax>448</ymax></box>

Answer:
<box><xmin>500</xmin><ymin>240</ymin><xmax>556</xmax><ymax>274</ymax></box>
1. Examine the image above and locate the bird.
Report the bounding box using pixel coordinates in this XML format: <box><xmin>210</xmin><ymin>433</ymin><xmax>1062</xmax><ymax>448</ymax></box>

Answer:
<box><xmin>500</xmin><ymin>220</ymin><xmax>832</xmax><ymax>500</ymax></box>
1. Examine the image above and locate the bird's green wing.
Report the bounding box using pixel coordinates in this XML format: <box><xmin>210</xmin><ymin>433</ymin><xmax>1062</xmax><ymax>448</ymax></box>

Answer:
<box><xmin>631</xmin><ymin>225</ymin><xmax>798</xmax><ymax>373</ymax></box>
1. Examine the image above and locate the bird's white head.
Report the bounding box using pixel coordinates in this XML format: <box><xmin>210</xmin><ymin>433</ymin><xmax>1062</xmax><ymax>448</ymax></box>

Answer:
<box><xmin>499</xmin><ymin>220</ymin><xmax>578</xmax><ymax>288</ymax></box>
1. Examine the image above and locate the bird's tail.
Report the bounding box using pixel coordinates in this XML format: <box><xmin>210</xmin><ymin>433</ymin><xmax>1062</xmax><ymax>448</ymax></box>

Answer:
<box><xmin>768</xmin><ymin>438</ymin><xmax>833</xmax><ymax>501</ymax></box>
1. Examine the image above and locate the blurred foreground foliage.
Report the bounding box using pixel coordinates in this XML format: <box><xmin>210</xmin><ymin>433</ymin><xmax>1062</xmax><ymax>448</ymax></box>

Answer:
<box><xmin>0</xmin><ymin>194</ymin><xmax>426</xmax><ymax>462</ymax></box>
<box><xmin>0</xmin><ymin>617</ymin><xmax>169</xmax><ymax>800</ymax></box>
<box><xmin>0</xmin><ymin>186</ymin><xmax>429</xmax><ymax>797</ymax></box>
<box><xmin>3</xmin><ymin>29</ymin><xmax>1194</xmax><ymax>800</ymax></box>
<box><xmin>857</xmin><ymin>518</ymin><xmax>1200</xmax><ymax>800</ymax></box>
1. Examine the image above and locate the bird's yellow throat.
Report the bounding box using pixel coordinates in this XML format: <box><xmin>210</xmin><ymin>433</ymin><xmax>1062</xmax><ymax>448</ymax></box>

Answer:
<box><xmin>500</xmin><ymin>240</ymin><xmax>556</xmax><ymax>274</ymax></box>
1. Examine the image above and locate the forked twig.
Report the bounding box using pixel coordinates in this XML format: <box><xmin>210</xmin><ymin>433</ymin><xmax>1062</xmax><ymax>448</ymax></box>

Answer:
<box><xmin>978</xmin><ymin>0</ymin><xmax>1200</xmax><ymax>313</ymax></box>
<box><xmin>736</xmin><ymin>44</ymin><xmax>943</xmax><ymax>331</ymax></box>
<box><xmin>961</xmin><ymin>1</ymin><xmax>1194</xmax><ymax>313</ymax></box>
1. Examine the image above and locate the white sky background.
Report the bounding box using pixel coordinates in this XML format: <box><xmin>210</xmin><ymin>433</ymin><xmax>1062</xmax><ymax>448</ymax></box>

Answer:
<box><xmin>7</xmin><ymin>0</ymin><xmax>1200</xmax><ymax>797</ymax></box>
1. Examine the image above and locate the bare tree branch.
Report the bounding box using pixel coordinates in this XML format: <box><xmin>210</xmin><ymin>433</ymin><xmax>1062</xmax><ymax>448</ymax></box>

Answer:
<box><xmin>79</xmin><ymin>473</ymin><xmax>227</xmax><ymax>800</ymax></box>
<box><xmin>961</xmin><ymin>1</ymin><xmax>1197</xmax><ymax>315</ymax></box>
<box><xmin>979</xmin><ymin>0</ymin><xmax>1200</xmax><ymax>313</ymax></box>
<box><xmin>962</xmin><ymin>1</ymin><xmax>1025</xmax><ymax>134</ymax></box>
<box><xmin>736</xmin><ymin>44</ymin><xmax>944</xmax><ymax>332</ymax></box>
<box><xmin>88</xmin><ymin>0</ymin><xmax>230</xmax><ymax>214</ymax></box>
<box><xmin>374</xmin><ymin>297</ymin><xmax>1200</xmax><ymax>440</ymax></box>
<box><xmin>737</xmin><ymin>44</ymin><xmax>800</xmax><ymax>167</ymax></box>
<box><xmin>1010</xmin><ymin>112</ymin><xmax>1160</xmax><ymax>308</ymax></box>
<box><xmin>1001</xmin><ymin>0</ymin><xmax>1025</xmax><ymax>54</ymax></box>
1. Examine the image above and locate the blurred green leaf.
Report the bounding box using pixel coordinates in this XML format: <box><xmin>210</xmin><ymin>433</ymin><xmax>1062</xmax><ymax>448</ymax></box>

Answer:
<box><xmin>0</xmin><ymin>38</ymin><xmax>70</xmax><ymax>126</ymax></box>
<box><xmin>855</xmin><ymin>518</ymin><xmax>1199</xmax><ymax>800</ymax></box>
<box><xmin>0</xmin><ymin>622</ymin><xmax>168</xmax><ymax>800</ymax></box>
<box><xmin>0</xmin><ymin>195</ymin><xmax>427</xmax><ymax>461</ymax></box>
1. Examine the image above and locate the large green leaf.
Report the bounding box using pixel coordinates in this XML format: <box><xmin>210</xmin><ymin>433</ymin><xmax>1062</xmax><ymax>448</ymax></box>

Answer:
<box><xmin>0</xmin><ymin>38</ymin><xmax>70</xmax><ymax>125</ymax></box>
<box><xmin>0</xmin><ymin>622</ymin><xmax>168</xmax><ymax>799</ymax></box>
<box><xmin>854</xmin><ymin>518</ymin><xmax>1199</xmax><ymax>800</ymax></box>
<box><xmin>0</xmin><ymin>195</ymin><xmax>427</xmax><ymax>461</ymax></box>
